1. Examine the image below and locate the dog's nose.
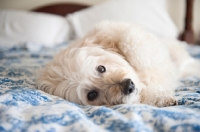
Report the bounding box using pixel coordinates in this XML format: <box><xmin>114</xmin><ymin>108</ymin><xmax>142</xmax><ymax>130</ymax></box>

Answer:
<box><xmin>122</xmin><ymin>79</ymin><xmax>135</xmax><ymax>95</ymax></box>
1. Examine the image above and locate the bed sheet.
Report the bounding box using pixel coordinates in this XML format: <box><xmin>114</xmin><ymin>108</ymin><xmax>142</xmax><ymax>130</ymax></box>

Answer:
<box><xmin>0</xmin><ymin>43</ymin><xmax>200</xmax><ymax>132</ymax></box>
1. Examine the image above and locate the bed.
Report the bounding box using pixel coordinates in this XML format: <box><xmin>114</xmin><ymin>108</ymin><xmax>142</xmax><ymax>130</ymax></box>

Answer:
<box><xmin>0</xmin><ymin>0</ymin><xmax>200</xmax><ymax>131</ymax></box>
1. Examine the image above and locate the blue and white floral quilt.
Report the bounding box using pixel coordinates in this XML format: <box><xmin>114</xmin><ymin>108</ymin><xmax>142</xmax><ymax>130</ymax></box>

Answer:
<box><xmin>0</xmin><ymin>43</ymin><xmax>200</xmax><ymax>132</ymax></box>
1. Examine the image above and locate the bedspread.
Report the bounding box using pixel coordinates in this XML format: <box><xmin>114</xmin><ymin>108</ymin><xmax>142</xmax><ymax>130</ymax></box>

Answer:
<box><xmin>0</xmin><ymin>43</ymin><xmax>200</xmax><ymax>132</ymax></box>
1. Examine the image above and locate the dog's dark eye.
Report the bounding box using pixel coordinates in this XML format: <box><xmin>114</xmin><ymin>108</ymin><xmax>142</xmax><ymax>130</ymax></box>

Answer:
<box><xmin>97</xmin><ymin>65</ymin><xmax>106</xmax><ymax>73</ymax></box>
<box><xmin>87</xmin><ymin>90</ymin><xmax>98</xmax><ymax>101</ymax></box>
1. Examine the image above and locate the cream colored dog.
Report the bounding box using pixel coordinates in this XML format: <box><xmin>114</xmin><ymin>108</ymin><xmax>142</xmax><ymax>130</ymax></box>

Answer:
<box><xmin>37</xmin><ymin>21</ymin><xmax>200</xmax><ymax>107</ymax></box>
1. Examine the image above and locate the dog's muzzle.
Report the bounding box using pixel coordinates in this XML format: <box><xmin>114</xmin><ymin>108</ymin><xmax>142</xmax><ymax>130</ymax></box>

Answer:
<box><xmin>122</xmin><ymin>79</ymin><xmax>135</xmax><ymax>95</ymax></box>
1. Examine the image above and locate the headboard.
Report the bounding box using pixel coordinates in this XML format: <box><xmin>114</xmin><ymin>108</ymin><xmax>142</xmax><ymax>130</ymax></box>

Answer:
<box><xmin>179</xmin><ymin>0</ymin><xmax>194</xmax><ymax>44</ymax></box>
<box><xmin>32</xmin><ymin>0</ymin><xmax>194</xmax><ymax>44</ymax></box>
<box><xmin>33</xmin><ymin>3</ymin><xmax>88</xmax><ymax>16</ymax></box>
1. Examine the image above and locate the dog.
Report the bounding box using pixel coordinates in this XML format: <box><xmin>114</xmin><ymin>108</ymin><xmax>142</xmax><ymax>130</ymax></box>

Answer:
<box><xmin>37</xmin><ymin>21</ymin><xmax>200</xmax><ymax>107</ymax></box>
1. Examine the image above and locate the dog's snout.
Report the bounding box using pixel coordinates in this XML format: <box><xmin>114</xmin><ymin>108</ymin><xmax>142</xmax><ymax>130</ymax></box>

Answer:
<box><xmin>122</xmin><ymin>79</ymin><xmax>135</xmax><ymax>95</ymax></box>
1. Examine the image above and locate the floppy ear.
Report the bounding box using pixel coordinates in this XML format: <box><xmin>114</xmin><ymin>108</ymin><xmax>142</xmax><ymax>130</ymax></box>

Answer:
<box><xmin>80</xmin><ymin>28</ymin><xmax>122</xmax><ymax>55</ymax></box>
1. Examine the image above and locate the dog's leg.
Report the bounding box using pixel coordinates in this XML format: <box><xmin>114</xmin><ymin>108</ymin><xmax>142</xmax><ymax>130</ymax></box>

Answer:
<box><xmin>115</xmin><ymin>32</ymin><xmax>179</xmax><ymax>107</ymax></box>
<box><xmin>116</xmin><ymin>38</ymin><xmax>179</xmax><ymax>107</ymax></box>
<box><xmin>139</xmin><ymin>82</ymin><xmax>177</xmax><ymax>107</ymax></box>
<box><xmin>165</xmin><ymin>39</ymin><xmax>200</xmax><ymax>78</ymax></box>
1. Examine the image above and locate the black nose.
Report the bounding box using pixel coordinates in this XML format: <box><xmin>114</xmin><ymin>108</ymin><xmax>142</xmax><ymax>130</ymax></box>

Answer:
<box><xmin>122</xmin><ymin>79</ymin><xmax>135</xmax><ymax>95</ymax></box>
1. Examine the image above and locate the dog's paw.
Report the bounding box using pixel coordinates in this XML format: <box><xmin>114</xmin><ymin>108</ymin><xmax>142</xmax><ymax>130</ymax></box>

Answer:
<box><xmin>164</xmin><ymin>96</ymin><xmax>177</xmax><ymax>107</ymax></box>
<box><xmin>155</xmin><ymin>95</ymin><xmax>177</xmax><ymax>107</ymax></box>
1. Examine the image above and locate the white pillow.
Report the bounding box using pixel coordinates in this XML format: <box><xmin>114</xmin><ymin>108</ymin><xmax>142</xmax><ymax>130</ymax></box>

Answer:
<box><xmin>66</xmin><ymin>0</ymin><xmax>178</xmax><ymax>40</ymax></box>
<box><xmin>0</xmin><ymin>9</ymin><xmax>72</xmax><ymax>47</ymax></box>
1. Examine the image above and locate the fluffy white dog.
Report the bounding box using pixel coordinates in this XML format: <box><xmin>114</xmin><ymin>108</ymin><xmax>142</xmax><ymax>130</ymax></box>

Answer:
<box><xmin>37</xmin><ymin>21</ymin><xmax>200</xmax><ymax>107</ymax></box>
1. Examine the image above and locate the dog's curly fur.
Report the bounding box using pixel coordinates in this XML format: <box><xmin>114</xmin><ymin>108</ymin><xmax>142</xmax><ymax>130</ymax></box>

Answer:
<box><xmin>37</xmin><ymin>21</ymin><xmax>200</xmax><ymax>107</ymax></box>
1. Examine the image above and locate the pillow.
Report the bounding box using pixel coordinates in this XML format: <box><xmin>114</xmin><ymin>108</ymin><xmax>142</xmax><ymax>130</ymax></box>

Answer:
<box><xmin>0</xmin><ymin>9</ymin><xmax>72</xmax><ymax>47</ymax></box>
<box><xmin>66</xmin><ymin>0</ymin><xmax>178</xmax><ymax>40</ymax></box>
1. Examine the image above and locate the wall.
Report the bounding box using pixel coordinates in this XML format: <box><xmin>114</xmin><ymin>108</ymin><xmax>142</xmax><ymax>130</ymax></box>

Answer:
<box><xmin>167</xmin><ymin>0</ymin><xmax>200</xmax><ymax>43</ymax></box>
<box><xmin>0</xmin><ymin>0</ymin><xmax>199</xmax><ymax>43</ymax></box>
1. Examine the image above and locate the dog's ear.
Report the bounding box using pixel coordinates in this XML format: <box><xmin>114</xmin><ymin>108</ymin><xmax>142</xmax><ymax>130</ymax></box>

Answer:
<box><xmin>80</xmin><ymin>21</ymin><xmax>171</xmax><ymax>71</ymax></box>
<box><xmin>80</xmin><ymin>27</ymin><xmax>123</xmax><ymax>55</ymax></box>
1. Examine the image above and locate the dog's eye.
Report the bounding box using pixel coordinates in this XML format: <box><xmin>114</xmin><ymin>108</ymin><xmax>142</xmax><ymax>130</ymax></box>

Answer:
<box><xmin>97</xmin><ymin>65</ymin><xmax>106</xmax><ymax>73</ymax></box>
<box><xmin>87</xmin><ymin>90</ymin><xmax>98</xmax><ymax>101</ymax></box>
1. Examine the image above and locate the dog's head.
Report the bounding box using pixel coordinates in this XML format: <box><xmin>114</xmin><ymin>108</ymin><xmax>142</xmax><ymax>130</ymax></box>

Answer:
<box><xmin>37</xmin><ymin>45</ymin><xmax>142</xmax><ymax>106</ymax></box>
<box><xmin>37</xmin><ymin>21</ymin><xmax>154</xmax><ymax>106</ymax></box>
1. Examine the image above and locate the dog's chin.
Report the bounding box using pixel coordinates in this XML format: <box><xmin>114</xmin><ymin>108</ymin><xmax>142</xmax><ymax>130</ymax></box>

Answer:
<box><xmin>88</xmin><ymin>88</ymin><xmax>140</xmax><ymax>106</ymax></box>
<box><xmin>121</xmin><ymin>89</ymin><xmax>140</xmax><ymax>105</ymax></box>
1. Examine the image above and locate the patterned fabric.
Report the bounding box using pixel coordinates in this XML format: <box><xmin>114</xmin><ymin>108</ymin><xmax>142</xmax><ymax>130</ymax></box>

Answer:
<box><xmin>0</xmin><ymin>43</ymin><xmax>200</xmax><ymax>132</ymax></box>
